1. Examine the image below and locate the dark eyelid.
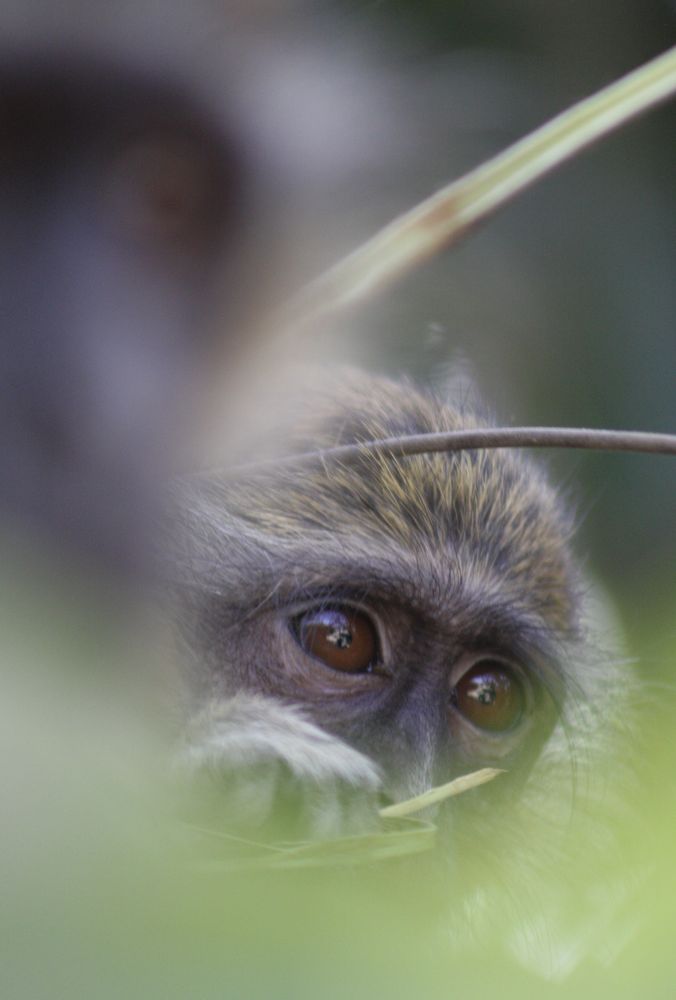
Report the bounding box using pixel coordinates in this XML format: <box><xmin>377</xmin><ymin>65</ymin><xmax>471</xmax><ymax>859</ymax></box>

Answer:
<box><xmin>282</xmin><ymin>591</ymin><xmax>381</xmax><ymax>615</ymax></box>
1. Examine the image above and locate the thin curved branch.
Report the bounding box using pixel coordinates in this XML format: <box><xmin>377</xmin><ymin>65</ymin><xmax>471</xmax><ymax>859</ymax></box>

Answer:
<box><xmin>212</xmin><ymin>427</ymin><xmax>676</xmax><ymax>480</ymax></box>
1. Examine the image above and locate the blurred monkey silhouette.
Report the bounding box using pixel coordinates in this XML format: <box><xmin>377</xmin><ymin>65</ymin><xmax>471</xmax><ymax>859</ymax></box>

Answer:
<box><xmin>0</xmin><ymin>43</ymin><xmax>251</xmax><ymax>574</ymax></box>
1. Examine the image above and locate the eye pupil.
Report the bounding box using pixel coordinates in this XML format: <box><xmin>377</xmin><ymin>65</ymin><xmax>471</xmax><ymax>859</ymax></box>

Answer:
<box><xmin>452</xmin><ymin>660</ymin><xmax>524</xmax><ymax>732</ymax></box>
<box><xmin>295</xmin><ymin>607</ymin><xmax>378</xmax><ymax>674</ymax></box>
<box><xmin>327</xmin><ymin>625</ymin><xmax>352</xmax><ymax>649</ymax></box>
<box><xmin>471</xmin><ymin>683</ymin><xmax>496</xmax><ymax>706</ymax></box>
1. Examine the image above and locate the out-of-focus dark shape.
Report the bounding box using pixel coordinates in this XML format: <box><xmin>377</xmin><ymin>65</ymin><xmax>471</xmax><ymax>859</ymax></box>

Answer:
<box><xmin>0</xmin><ymin>48</ymin><xmax>252</xmax><ymax>576</ymax></box>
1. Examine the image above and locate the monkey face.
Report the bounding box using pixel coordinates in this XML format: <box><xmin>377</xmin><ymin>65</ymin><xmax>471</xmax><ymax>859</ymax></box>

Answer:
<box><xmin>204</xmin><ymin>591</ymin><xmax>563</xmax><ymax>804</ymax></box>
<box><xmin>174</xmin><ymin>368</ymin><xmax>581</xmax><ymax>811</ymax></box>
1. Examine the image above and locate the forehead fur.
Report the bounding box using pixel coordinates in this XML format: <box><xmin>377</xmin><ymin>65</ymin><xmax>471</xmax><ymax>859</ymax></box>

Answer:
<box><xmin>199</xmin><ymin>369</ymin><xmax>578</xmax><ymax>632</ymax></box>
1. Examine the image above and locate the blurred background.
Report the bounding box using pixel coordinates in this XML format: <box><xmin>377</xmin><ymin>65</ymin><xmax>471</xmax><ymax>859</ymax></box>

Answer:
<box><xmin>0</xmin><ymin>1</ymin><xmax>674</xmax><ymax>998</ymax></box>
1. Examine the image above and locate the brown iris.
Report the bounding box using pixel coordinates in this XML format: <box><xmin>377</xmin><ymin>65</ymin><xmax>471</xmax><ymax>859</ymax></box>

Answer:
<box><xmin>295</xmin><ymin>607</ymin><xmax>379</xmax><ymax>674</ymax></box>
<box><xmin>451</xmin><ymin>660</ymin><xmax>525</xmax><ymax>732</ymax></box>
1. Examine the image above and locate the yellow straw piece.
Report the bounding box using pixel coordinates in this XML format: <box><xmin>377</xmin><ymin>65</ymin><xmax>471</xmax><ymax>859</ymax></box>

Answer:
<box><xmin>379</xmin><ymin>767</ymin><xmax>504</xmax><ymax>819</ymax></box>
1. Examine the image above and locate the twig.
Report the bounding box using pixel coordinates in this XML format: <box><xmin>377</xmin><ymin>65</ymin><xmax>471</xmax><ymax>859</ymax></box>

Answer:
<box><xmin>218</xmin><ymin>427</ymin><xmax>676</xmax><ymax>480</ymax></box>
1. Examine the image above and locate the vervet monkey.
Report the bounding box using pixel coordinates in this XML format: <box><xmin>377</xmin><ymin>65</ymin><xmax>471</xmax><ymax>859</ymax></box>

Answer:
<box><xmin>171</xmin><ymin>368</ymin><xmax>633</xmax><ymax>878</ymax></box>
<box><xmin>0</xmin><ymin>47</ymin><xmax>250</xmax><ymax>575</ymax></box>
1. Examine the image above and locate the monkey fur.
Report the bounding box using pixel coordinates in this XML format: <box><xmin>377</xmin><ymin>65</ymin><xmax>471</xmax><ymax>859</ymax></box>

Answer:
<box><xmin>169</xmin><ymin>367</ymin><xmax>635</xmax><ymax>969</ymax></box>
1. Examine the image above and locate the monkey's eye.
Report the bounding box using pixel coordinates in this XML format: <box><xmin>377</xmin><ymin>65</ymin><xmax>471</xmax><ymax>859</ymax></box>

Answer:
<box><xmin>293</xmin><ymin>607</ymin><xmax>379</xmax><ymax>674</ymax></box>
<box><xmin>451</xmin><ymin>659</ymin><xmax>525</xmax><ymax>732</ymax></box>
<box><xmin>104</xmin><ymin>136</ymin><xmax>218</xmax><ymax>246</ymax></box>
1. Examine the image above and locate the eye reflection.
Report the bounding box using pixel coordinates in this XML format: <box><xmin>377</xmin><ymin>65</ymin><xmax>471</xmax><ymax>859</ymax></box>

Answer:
<box><xmin>451</xmin><ymin>659</ymin><xmax>525</xmax><ymax>732</ymax></box>
<box><xmin>294</xmin><ymin>606</ymin><xmax>379</xmax><ymax>674</ymax></box>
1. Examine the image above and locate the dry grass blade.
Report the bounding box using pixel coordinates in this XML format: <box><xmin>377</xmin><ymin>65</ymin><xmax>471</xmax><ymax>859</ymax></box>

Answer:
<box><xmin>188</xmin><ymin>817</ymin><xmax>437</xmax><ymax>872</ymax></box>
<box><xmin>185</xmin><ymin>770</ymin><xmax>502</xmax><ymax>871</ymax></box>
<box><xmin>379</xmin><ymin>768</ymin><xmax>504</xmax><ymax>819</ymax></box>
<box><xmin>284</xmin><ymin>45</ymin><xmax>676</xmax><ymax>327</ymax></box>
<box><xmin>250</xmin><ymin>818</ymin><xmax>437</xmax><ymax>870</ymax></box>
<box><xmin>251</xmin><ymin>768</ymin><xmax>504</xmax><ymax>865</ymax></box>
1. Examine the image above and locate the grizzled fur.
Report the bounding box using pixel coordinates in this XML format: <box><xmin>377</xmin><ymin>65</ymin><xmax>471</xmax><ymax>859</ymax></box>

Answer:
<box><xmin>169</xmin><ymin>368</ymin><xmax>635</xmax><ymax>974</ymax></box>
